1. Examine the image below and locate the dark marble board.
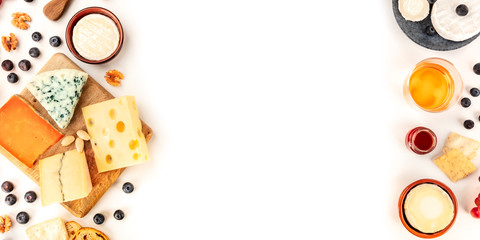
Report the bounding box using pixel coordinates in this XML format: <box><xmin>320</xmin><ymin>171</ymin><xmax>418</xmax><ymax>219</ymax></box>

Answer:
<box><xmin>392</xmin><ymin>0</ymin><xmax>480</xmax><ymax>51</ymax></box>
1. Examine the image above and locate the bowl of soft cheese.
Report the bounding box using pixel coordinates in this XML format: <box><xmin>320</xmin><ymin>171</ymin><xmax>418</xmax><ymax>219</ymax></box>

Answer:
<box><xmin>398</xmin><ymin>179</ymin><xmax>457</xmax><ymax>238</ymax></box>
<box><xmin>66</xmin><ymin>7</ymin><xmax>124</xmax><ymax>64</ymax></box>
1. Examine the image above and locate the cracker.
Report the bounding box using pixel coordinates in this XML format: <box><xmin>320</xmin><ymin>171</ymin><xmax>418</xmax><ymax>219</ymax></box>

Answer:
<box><xmin>65</xmin><ymin>221</ymin><xmax>82</xmax><ymax>240</ymax></box>
<box><xmin>443</xmin><ymin>132</ymin><xmax>480</xmax><ymax>160</ymax></box>
<box><xmin>434</xmin><ymin>148</ymin><xmax>476</xmax><ymax>182</ymax></box>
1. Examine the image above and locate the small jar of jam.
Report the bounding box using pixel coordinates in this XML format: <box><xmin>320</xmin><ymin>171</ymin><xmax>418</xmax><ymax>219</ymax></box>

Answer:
<box><xmin>405</xmin><ymin>127</ymin><xmax>437</xmax><ymax>154</ymax></box>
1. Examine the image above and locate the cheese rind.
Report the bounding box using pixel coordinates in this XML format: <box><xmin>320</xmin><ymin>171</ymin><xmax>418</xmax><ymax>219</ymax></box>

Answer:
<box><xmin>39</xmin><ymin>149</ymin><xmax>92</xmax><ymax>206</ymax></box>
<box><xmin>27</xmin><ymin>69</ymin><xmax>88</xmax><ymax>129</ymax></box>
<box><xmin>73</xmin><ymin>14</ymin><xmax>120</xmax><ymax>61</ymax></box>
<box><xmin>398</xmin><ymin>0</ymin><xmax>430</xmax><ymax>22</ymax></box>
<box><xmin>82</xmin><ymin>96</ymin><xmax>149</xmax><ymax>172</ymax></box>
<box><xmin>26</xmin><ymin>217</ymin><xmax>68</xmax><ymax>240</ymax></box>
<box><xmin>0</xmin><ymin>95</ymin><xmax>63</xmax><ymax>168</ymax></box>
<box><xmin>404</xmin><ymin>183</ymin><xmax>454</xmax><ymax>233</ymax></box>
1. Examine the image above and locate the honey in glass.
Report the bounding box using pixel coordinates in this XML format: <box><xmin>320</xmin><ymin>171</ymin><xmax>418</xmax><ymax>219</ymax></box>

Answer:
<box><xmin>404</xmin><ymin>58</ymin><xmax>462</xmax><ymax>112</ymax></box>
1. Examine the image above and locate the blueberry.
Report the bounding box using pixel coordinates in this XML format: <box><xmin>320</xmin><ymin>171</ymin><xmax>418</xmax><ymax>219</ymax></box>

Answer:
<box><xmin>32</xmin><ymin>32</ymin><xmax>42</xmax><ymax>42</ymax></box>
<box><xmin>471</xmin><ymin>88</ymin><xmax>480</xmax><ymax>97</ymax></box>
<box><xmin>29</xmin><ymin>47</ymin><xmax>40</xmax><ymax>58</ymax></box>
<box><xmin>93</xmin><ymin>213</ymin><xmax>105</xmax><ymax>225</ymax></box>
<box><xmin>24</xmin><ymin>0</ymin><xmax>33</xmax><ymax>2</ymax></box>
<box><xmin>461</xmin><ymin>97</ymin><xmax>471</xmax><ymax>107</ymax></box>
<box><xmin>1</xmin><ymin>181</ymin><xmax>14</xmax><ymax>193</ymax></box>
<box><xmin>113</xmin><ymin>210</ymin><xmax>124</xmax><ymax>220</ymax></box>
<box><xmin>122</xmin><ymin>182</ymin><xmax>134</xmax><ymax>194</ymax></box>
<box><xmin>465</xmin><ymin>119</ymin><xmax>475</xmax><ymax>129</ymax></box>
<box><xmin>24</xmin><ymin>191</ymin><xmax>37</xmax><ymax>203</ymax></box>
<box><xmin>18</xmin><ymin>59</ymin><xmax>31</xmax><ymax>71</ymax></box>
<box><xmin>7</xmin><ymin>73</ymin><xmax>18</xmax><ymax>83</ymax></box>
<box><xmin>49</xmin><ymin>36</ymin><xmax>61</xmax><ymax>47</ymax></box>
<box><xmin>16</xmin><ymin>211</ymin><xmax>29</xmax><ymax>224</ymax></box>
<box><xmin>456</xmin><ymin>4</ymin><xmax>469</xmax><ymax>16</ymax></box>
<box><xmin>1</xmin><ymin>60</ymin><xmax>13</xmax><ymax>71</ymax></box>
<box><xmin>5</xmin><ymin>194</ymin><xmax>16</xmax><ymax>206</ymax></box>
<box><xmin>474</xmin><ymin>63</ymin><xmax>480</xmax><ymax>75</ymax></box>
<box><xmin>425</xmin><ymin>25</ymin><xmax>436</xmax><ymax>36</ymax></box>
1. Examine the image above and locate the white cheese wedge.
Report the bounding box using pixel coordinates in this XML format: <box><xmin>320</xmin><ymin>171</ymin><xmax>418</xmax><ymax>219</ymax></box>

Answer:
<box><xmin>26</xmin><ymin>69</ymin><xmax>88</xmax><ymax>129</ymax></box>
<box><xmin>404</xmin><ymin>183</ymin><xmax>454</xmax><ymax>233</ymax></box>
<box><xmin>431</xmin><ymin>0</ymin><xmax>480</xmax><ymax>41</ymax></box>
<box><xmin>26</xmin><ymin>217</ymin><xmax>68</xmax><ymax>240</ymax></box>
<box><xmin>82</xmin><ymin>96</ymin><xmax>150</xmax><ymax>173</ymax></box>
<box><xmin>73</xmin><ymin>14</ymin><xmax>120</xmax><ymax>61</ymax></box>
<box><xmin>39</xmin><ymin>150</ymin><xmax>92</xmax><ymax>206</ymax></box>
<box><xmin>399</xmin><ymin>0</ymin><xmax>430</xmax><ymax>22</ymax></box>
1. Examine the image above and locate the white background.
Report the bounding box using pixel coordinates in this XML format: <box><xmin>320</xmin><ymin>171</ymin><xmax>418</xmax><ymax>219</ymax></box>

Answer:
<box><xmin>1</xmin><ymin>0</ymin><xmax>480</xmax><ymax>239</ymax></box>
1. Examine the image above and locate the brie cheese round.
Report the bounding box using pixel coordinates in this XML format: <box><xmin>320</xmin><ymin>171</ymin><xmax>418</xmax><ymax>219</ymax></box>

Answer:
<box><xmin>404</xmin><ymin>183</ymin><xmax>454</xmax><ymax>234</ymax></box>
<box><xmin>72</xmin><ymin>14</ymin><xmax>120</xmax><ymax>61</ymax></box>
<box><xmin>398</xmin><ymin>0</ymin><xmax>430</xmax><ymax>22</ymax></box>
<box><xmin>431</xmin><ymin>0</ymin><xmax>480</xmax><ymax>41</ymax></box>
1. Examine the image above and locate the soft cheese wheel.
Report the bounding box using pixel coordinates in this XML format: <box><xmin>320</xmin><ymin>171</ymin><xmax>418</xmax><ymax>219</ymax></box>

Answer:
<box><xmin>431</xmin><ymin>0</ymin><xmax>480</xmax><ymax>41</ymax></box>
<box><xmin>403</xmin><ymin>183</ymin><xmax>454</xmax><ymax>233</ymax></box>
<box><xmin>399</xmin><ymin>0</ymin><xmax>430</xmax><ymax>22</ymax></box>
<box><xmin>72</xmin><ymin>14</ymin><xmax>120</xmax><ymax>61</ymax></box>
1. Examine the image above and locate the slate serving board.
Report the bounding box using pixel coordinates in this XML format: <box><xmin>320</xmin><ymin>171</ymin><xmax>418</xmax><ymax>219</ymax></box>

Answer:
<box><xmin>0</xmin><ymin>53</ymin><xmax>153</xmax><ymax>218</ymax></box>
<box><xmin>392</xmin><ymin>0</ymin><xmax>480</xmax><ymax>51</ymax></box>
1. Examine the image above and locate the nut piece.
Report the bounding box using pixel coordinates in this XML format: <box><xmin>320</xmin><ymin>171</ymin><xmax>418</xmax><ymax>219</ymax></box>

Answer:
<box><xmin>11</xmin><ymin>12</ymin><xmax>31</xmax><ymax>30</ymax></box>
<box><xmin>4</xmin><ymin>215</ymin><xmax>11</xmax><ymax>233</ymax></box>
<box><xmin>61</xmin><ymin>136</ymin><xmax>75</xmax><ymax>146</ymax></box>
<box><xmin>0</xmin><ymin>215</ymin><xmax>11</xmax><ymax>234</ymax></box>
<box><xmin>75</xmin><ymin>138</ymin><xmax>84</xmax><ymax>153</ymax></box>
<box><xmin>1</xmin><ymin>33</ymin><xmax>18</xmax><ymax>52</ymax></box>
<box><xmin>0</xmin><ymin>216</ymin><xmax>4</xmax><ymax>234</ymax></box>
<box><xmin>76</xmin><ymin>130</ymin><xmax>90</xmax><ymax>141</ymax></box>
<box><xmin>105</xmin><ymin>70</ymin><xmax>124</xmax><ymax>86</ymax></box>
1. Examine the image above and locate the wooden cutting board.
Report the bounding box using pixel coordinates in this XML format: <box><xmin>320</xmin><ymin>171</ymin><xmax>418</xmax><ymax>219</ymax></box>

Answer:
<box><xmin>1</xmin><ymin>53</ymin><xmax>153</xmax><ymax>218</ymax></box>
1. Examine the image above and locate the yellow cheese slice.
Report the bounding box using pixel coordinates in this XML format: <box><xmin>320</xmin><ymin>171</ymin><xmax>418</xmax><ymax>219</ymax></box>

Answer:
<box><xmin>39</xmin><ymin>150</ymin><xmax>92</xmax><ymax>206</ymax></box>
<box><xmin>82</xmin><ymin>96</ymin><xmax>150</xmax><ymax>173</ymax></box>
<box><xmin>404</xmin><ymin>183</ymin><xmax>454</xmax><ymax>233</ymax></box>
<box><xmin>26</xmin><ymin>217</ymin><xmax>68</xmax><ymax>240</ymax></box>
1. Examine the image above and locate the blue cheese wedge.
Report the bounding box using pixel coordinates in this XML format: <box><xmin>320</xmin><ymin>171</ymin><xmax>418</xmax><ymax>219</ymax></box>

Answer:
<box><xmin>26</xmin><ymin>69</ymin><xmax>88</xmax><ymax>129</ymax></box>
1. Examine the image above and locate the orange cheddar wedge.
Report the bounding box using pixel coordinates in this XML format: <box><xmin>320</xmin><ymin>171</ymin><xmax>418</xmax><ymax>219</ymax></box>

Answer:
<box><xmin>0</xmin><ymin>95</ymin><xmax>63</xmax><ymax>168</ymax></box>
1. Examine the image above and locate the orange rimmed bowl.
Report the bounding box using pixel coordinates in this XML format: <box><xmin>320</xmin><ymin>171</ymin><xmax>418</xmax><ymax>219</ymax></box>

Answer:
<box><xmin>398</xmin><ymin>179</ymin><xmax>457</xmax><ymax>238</ymax></box>
<box><xmin>66</xmin><ymin>7</ymin><xmax>124</xmax><ymax>64</ymax></box>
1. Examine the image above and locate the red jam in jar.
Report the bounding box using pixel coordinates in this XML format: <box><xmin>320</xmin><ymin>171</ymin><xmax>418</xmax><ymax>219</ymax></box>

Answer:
<box><xmin>405</xmin><ymin>127</ymin><xmax>437</xmax><ymax>154</ymax></box>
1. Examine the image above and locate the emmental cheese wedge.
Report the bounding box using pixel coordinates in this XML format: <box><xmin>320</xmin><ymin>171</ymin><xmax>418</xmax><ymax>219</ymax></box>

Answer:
<box><xmin>26</xmin><ymin>217</ymin><xmax>68</xmax><ymax>240</ymax></box>
<box><xmin>39</xmin><ymin>150</ymin><xmax>92</xmax><ymax>206</ymax></box>
<box><xmin>82</xmin><ymin>96</ymin><xmax>149</xmax><ymax>172</ymax></box>
<box><xmin>26</xmin><ymin>69</ymin><xmax>88</xmax><ymax>129</ymax></box>
<box><xmin>0</xmin><ymin>95</ymin><xmax>63</xmax><ymax>168</ymax></box>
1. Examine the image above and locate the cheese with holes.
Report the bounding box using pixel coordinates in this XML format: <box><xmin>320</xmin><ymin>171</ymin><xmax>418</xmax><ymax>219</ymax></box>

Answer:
<box><xmin>82</xmin><ymin>96</ymin><xmax>149</xmax><ymax>172</ymax></box>
<box><xmin>26</xmin><ymin>217</ymin><xmax>68</xmax><ymax>240</ymax></box>
<box><xmin>0</xmin><ymin>95</ymin><xmax>63</xmax><ymax>168</ymax></box>
<box><xmin>404</xmin><ymin>183</ymin><xmax>454</xmax><ymax>233</ymax></box>
<box><xmin>39</xmin><ymin>149</ymin><xmax>92</xmax><ymax>206</ymax></box>
<box><xmin>26</xmin><ymin>69</ymin><xmax>88</xmax><ymax>129</ymax></box>
<box><xmin>73</xmin><ymin>14</ymin><xmax>120</xmax><ymax>61</ymax></box>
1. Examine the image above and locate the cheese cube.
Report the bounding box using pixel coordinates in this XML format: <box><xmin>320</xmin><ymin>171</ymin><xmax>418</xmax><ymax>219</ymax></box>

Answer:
<box><xmin>82</xmin><ymin>96</ymin><xmax>149</xmax><ymax>172</ymax></box>
<box><xmin>26</xmin><ymin>217</ymin><xmax>68</xmax><ymax>240</ymax></box>
<box><xmin>39</xmin><ymin>150</ymin><xmax>92</xmax><ymax>206</ymax></box>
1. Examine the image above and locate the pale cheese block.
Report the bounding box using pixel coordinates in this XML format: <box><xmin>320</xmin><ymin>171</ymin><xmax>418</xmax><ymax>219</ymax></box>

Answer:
<box><xmin>398</xmin><ymin>0</ymin><xmax>430</xmax><ymax>22</ymax></box>
<box><xmin>73</xmin><ymin>14</ymin><xmax>120</xmax><ymax>61</ymax></box>
<box><xmin>404</xmin><ymin>183</ymin><xmax>454</xmax><ymax>233</ymax></box>
<box><xmin>39</xmin><ymin>150</ymin><xmax>92</xmax><ymax>206</ymax></box>
<box><xmin>82</xmin><ymin>96</ymin><xmax>149</xmax><ymax>173</ymax></box>
<box><xmin>26</xmin><ymin>217</ymin><xmax>68</xmax><ymax>240</ymax></box>
<box><xmin>26</xmin><ymin>69</ymin><xmax>88</xmax><ymax>129</ymax></box>
<box><xmin>431</xmin><ymin>0</ymin><xmax>480</xmax><ymax>41</ymax></box>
